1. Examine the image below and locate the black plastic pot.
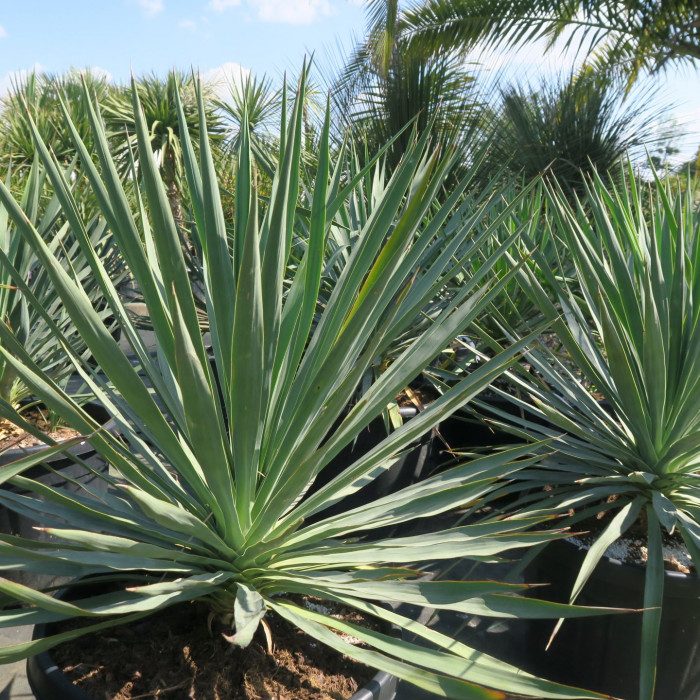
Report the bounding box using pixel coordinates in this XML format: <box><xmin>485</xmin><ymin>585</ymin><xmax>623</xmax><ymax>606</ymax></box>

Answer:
<box><xmin>436</xmin><ymin>391</ymin><xmax>601</xmax><ymax>455</ymax></box>
<box><xmin>517</xmin><ymin>539</ymin><xmax>700</xmax><ymax>699</ymax></box>
<box><xmin>304</xmin><ymin>409</ymin><xmax>437</xmax><ymax>523</ymax></box>
<box><xmin>436</xmin><ymin>393</ymin><xmax>523</xmax><ymax>455</ymax></box>
<box><xmin>27</xmin><ymin>580</ymin><xmax>398</xmax><ymax>700</ymax></box>
<box><xmin>0</xmin><ymin>402</ymin><xmax>114</xmax><ymax>587</ymax></box>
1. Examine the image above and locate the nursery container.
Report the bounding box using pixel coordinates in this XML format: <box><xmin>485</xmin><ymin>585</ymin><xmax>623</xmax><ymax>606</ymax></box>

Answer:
<box><xmin>0</xmin><ymin>402</ymin><xmax>114</xmax><ymax>586</ymax></box>
<box><xmin>436</xmin><ymin>393</ymin><xmax>610</xmax><ymax>455</ymax></box>
<box><xmin>519</xmin><ymin>539</ymin><xmax>700</xmax><ymax>699</ymax></box>
<box><xmin>436</xmin><ymin>393</ymin><xmax>524</xmax><ymax>454</ymax></box>
<box><xmin>304</xmin><ymin>407</ymin><xmax>437</xmax><ymax>522</ymax></box>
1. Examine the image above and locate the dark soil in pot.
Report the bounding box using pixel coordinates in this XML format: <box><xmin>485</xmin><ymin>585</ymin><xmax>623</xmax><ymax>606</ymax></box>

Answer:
<box><xmin>28</xmin><ymin>584</ymin><xmax>397</xmax><ymax>700</ymax></box>
<box><xmin>0</xmin><ymin>401</ymin><xmax>113</xmax><ymax>473</ymax></box>
<box><xmin>0</xmin><ymin>409</ymin><xmax>83</xmax><ymax>453</ymax></box>
<box><xmin>482</xmin><ymin>538</ymin><xmax>700</xmax><ymax>699</ymax></box>
<box><xmin>0</xmin><ymin>401</ymin><xmax>114</xmax><ymax>587</ymax></box>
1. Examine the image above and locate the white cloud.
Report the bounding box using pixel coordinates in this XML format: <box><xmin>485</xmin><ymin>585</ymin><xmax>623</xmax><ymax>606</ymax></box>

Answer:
<box><xmin>94</xmin><ymin>66</ymin><xmax>113</xmax><ymax>82</ymax></box>
<box><xmin>0</xmin><ymin>25</ymin><xmax>7</xmax><ymax>39</ymax></box>
<box><xmin>252</xmin><ymin>0</ymin><xmax>332</xmax><ymax>24</ymax></box>
<box><xmin>209</xmin><ymin>0</ymin><xmax>332</xmax><ymax>24</ymax></box>
<box><xmin>0</xmin><ymin>64</ymin><xmax>114</xmax><ymax>99</ymax></box>
<box><xmin>76</xmin><ymin>66</ymin><xmax>114</xmax><ymax>82</ymax></box>
<box><xmin>670</xmin><ymin>105</ymin><xmax>700</xmax><ymax>164</ymax></box>
<box><xmin>137</xmin><ymin>0</ymin><xmax>164</xmax><ymax>16</ymax></box>
<box><xmin>178</xmin><ymin>18</ymin><xmax>197</xmax><ymax>31</ymax></box>
<box><xmin>201</xmin><ymin>61</ymin><xmax>250</xmax><ymax>100</ymax></box>
<box><xmin>209</xmin><ymin>0</ymin><xmax>241</xmax><ymax>10</ymax></box>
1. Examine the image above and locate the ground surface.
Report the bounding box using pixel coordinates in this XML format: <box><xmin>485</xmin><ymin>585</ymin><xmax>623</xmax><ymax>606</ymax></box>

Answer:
<box><xmin>0</xmin><ymin>625</ymin><xmax>32</xmax><ymax>699</ymax></box>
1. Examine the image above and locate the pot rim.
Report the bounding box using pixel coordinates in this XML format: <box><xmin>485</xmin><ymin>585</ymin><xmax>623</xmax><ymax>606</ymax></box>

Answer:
<box><xmin>0</xmin><ymin>400</ymin><xmax>114</xmax><ymax>462</ymax></box>
<box><xmin>555</xmin><ymin>537</ymin><xmax>696</xmax><ymax>584</ymax></box>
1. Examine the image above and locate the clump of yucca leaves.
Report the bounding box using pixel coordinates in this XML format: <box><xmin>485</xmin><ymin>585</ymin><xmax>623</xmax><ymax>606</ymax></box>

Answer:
<box><xmin>0</xmin><ymin>158</ymin><xmax>122</xmax><ymax>423</ymax></box>
<box><xmin>0</xmin><ymin>67</ymin><xmax>622</xmax><ymax>699</ymax></box>
<box><xmin>464</xmin><ymin>167</ymin><xmax>700</xmax><ymax>700</ymax></box>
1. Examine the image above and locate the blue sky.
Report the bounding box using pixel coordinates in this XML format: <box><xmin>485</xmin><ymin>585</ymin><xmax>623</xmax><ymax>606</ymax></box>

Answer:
<box><xmin>0</xmin><ymin>0</ymin><xmax>698</xmax><ymax>162</ymax></box>
<box><xmin>0</xmin><ymin>0</ymin><xmax>367</xmax><ymax>85</ymax></box>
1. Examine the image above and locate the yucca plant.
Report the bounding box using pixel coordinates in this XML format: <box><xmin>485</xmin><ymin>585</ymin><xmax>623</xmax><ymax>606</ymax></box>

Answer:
<box><xmin>0</xmin><ymin>73</ymin><xmax>54</xmax><ymax>170</ymax></box>
<box><xmin>0</xmin><ymin>159</ymin><xmax>121</xmax><ymax>421</ymax></box>
<box><xmin>466</xmin><ymin>168</ymin><xmax>700</xmax><ymax>699</ymax></box>
<box><xmin>0</xmin><ymin>71</ymin><xmax>622</xmax><ymax>699</ymax></box>
<box><xmin>419</xmin><ymin>181</ymin><xmax>564</xmax><ymax>443</ymax></box>
<box><xmin>303</xmin><ymin>141</ymin><xmax>529</xmax><ymax>430</ymax></box>
<box><xmin>458</xmin><ymin>180</ymin><xmax>565</xmax><ymax>347</ymax></box>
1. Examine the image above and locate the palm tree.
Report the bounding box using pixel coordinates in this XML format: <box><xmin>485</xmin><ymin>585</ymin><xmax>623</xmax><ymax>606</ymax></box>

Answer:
<box><xmin>332</xmin><ymin>0</ymin><xmax>485</xmax><ymax>170</ymax></box>
<box><xmin>483</xmin><ymin>68</ymin><xmax>664</xmax><ymax>191</ymax></box>
<box><xmin>103</xmin><ymin>71</ymin><xmax>222</xmax><ymax>230</ymax></box>
<box><xmin>344</xmin><ymin>51</ymin><xmax>481</xmax><ymax>165</ymax></box>
<box><xmin>0</xmin><ymin>69</ymin><xmax>112</xmax><ymax>170</ymax></box>
<box><xmin>216</xmin><ymin>72</ymin><xmax>282</xmax><ymax>178</ymax></box>
<box><xmin>401</xmin><ymin>1</ymin><xmax>700</xmax><ymax>85</ymax></box>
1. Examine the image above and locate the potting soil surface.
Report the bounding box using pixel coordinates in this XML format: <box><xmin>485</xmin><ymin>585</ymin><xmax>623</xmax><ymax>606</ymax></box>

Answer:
<box><xmin>50</xmin><ymin>598</ymin><xmax>379</xmax><ymax>699</ymax></box>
